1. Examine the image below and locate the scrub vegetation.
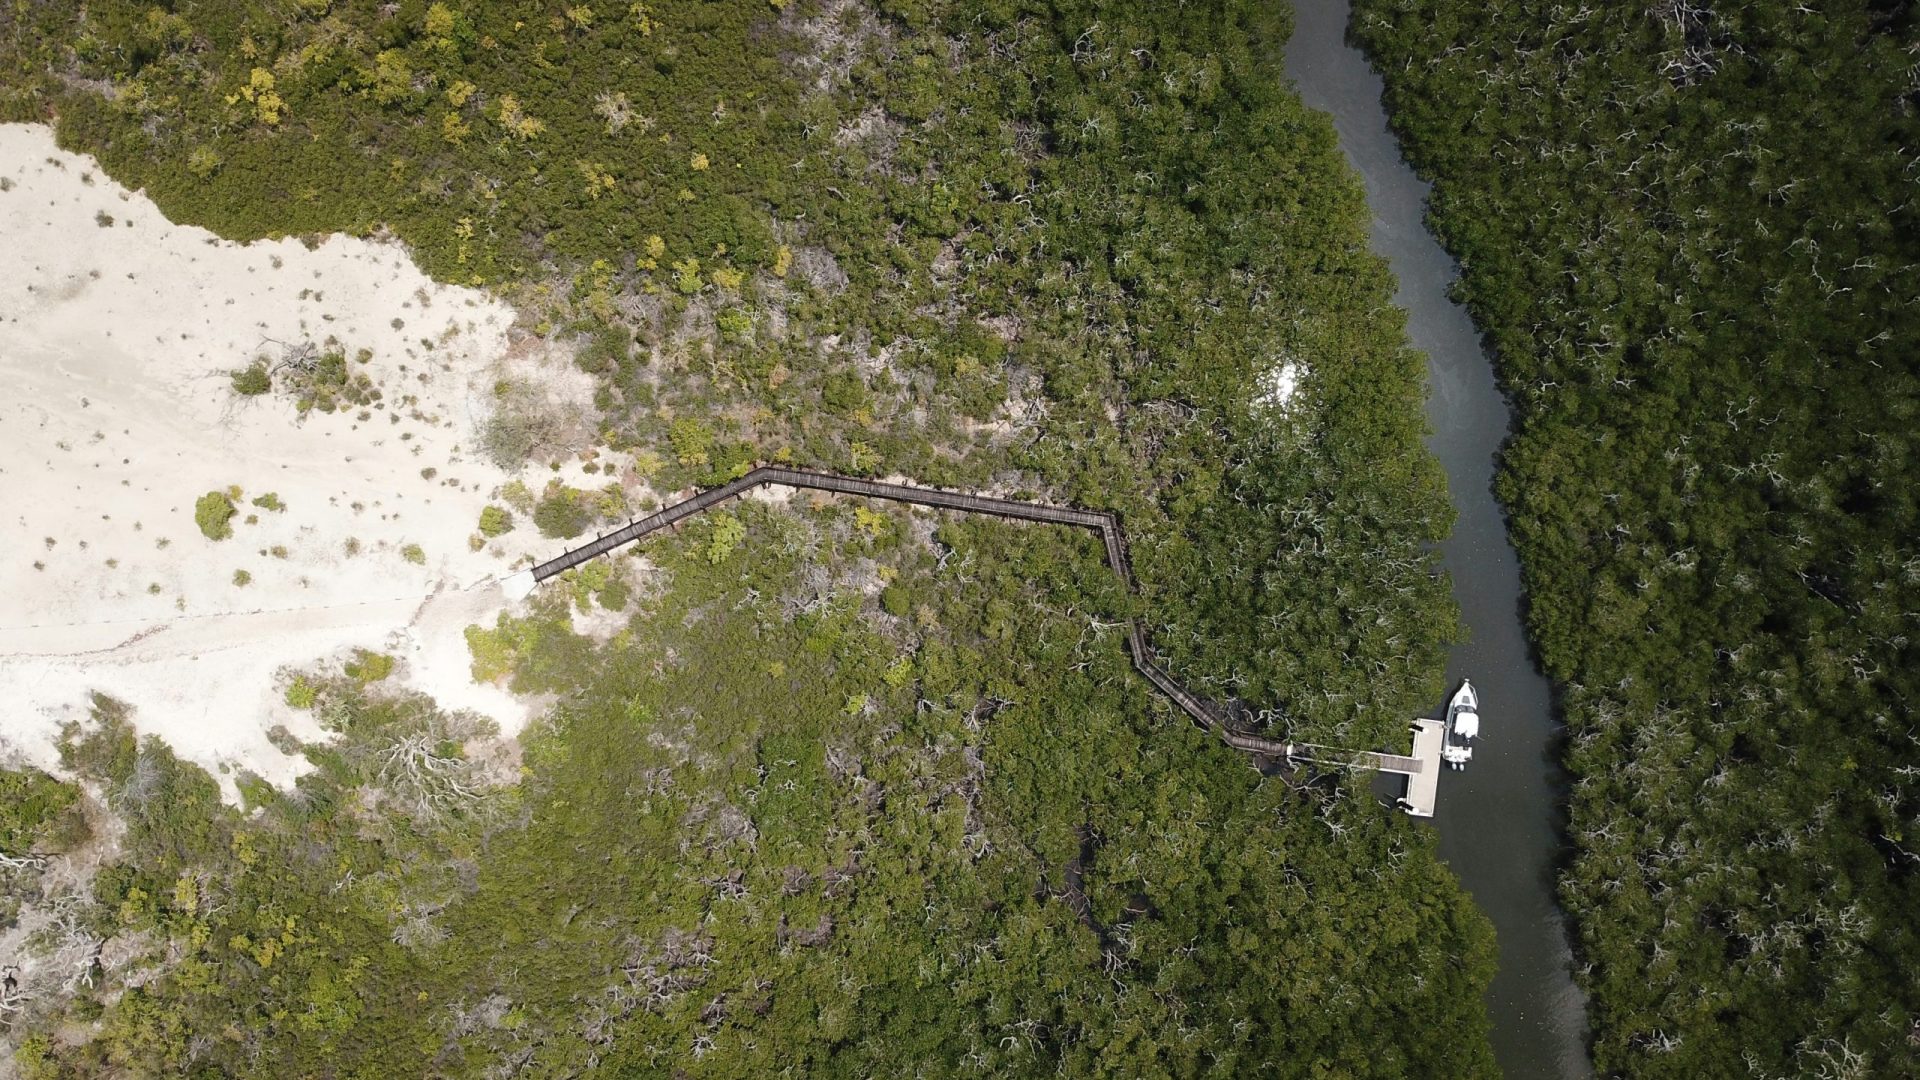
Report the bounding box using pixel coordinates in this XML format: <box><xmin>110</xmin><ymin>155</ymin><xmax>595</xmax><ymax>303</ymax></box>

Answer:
<box><xmin>193</xmin><ymin>490</ymin><xmax>237</xmax><ymax>541</ymax></box>
<box><xmin>1</xmin><ymin>0</ymin><xmax>1495</xmax><ymax>1071</ymax></box>
<box><xmin>7</xmin><ymin>510</ymin><xmax>1492</xmax><ymax>1076</ymax></box>
<box><xmin>476</xmin><ymin>504</ymin><xmax>515</xmax><ymax>538</ymax></box>
<box><xmin>1353</xmin><ymin>0</ymin><xmax>1920</xmax><ymax>1073</ymax></box>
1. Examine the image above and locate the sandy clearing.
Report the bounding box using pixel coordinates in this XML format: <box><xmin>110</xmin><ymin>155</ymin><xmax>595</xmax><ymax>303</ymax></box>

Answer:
<box><xmin>0</xmin><ymin>124</ymin><xmax>600</xmax><ymax>797</ymax></box>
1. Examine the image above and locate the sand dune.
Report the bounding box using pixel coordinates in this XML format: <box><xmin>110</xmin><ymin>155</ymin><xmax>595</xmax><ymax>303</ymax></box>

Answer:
<box><xmin>0</xmin><ymin>124</ymin><xmax>594</xmax><ymax>795</ymax></box>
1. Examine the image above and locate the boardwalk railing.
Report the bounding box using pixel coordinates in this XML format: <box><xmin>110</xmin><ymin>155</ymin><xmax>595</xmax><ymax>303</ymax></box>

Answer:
<box><xmin>525</xmin><ymin>465</ymin><xmax>1441</xmax><ymax>811</ymax></box>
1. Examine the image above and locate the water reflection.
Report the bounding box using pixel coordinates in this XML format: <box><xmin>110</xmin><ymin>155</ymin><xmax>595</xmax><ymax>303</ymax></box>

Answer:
<box><xmin>1283</xmin><ymin>2</ymin><xmax>1593</xmax><ymax>1075</ymax></box>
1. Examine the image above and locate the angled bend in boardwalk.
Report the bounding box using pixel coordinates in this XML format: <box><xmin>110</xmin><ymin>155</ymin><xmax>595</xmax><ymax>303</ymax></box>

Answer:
<box><xmin>523</xmin><ymin>465</ymin><xmax>1410</xmax><ymax>782</ymax></box>
<box><xmin>529</xmin><ymin>466</ymin><xmax>1114</xmax><ymax>583</ymax></box>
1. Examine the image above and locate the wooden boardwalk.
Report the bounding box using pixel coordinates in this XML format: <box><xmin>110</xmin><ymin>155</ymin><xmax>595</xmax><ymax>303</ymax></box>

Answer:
<box><xmin>1291</xmin><ymin>720</ymin><xmax>1445</xmax><ymax>817</ymax></box>
<box><xmin>523</xmin><ymin>465</ymin><xmax>1445</xmax><ymax>814</ymax></box>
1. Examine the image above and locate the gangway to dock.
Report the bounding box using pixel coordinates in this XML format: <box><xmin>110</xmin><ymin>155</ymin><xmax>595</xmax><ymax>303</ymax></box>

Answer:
<box><xmin>511</xmin><ymin>465</ymin><xmax>1452</xmax><ymax>816</ymax></box>
<box><xmin>1283</xmin><ymin>718</ymin><xmax>1445</xmax><ymax>817</ymax></box>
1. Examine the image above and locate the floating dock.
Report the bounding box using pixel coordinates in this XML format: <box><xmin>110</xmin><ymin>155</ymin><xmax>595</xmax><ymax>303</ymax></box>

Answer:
<box><xmin>1390</xmin><ymin>719</ymin><xmax>1446</xmax><ymax>818</ymax></box>
<box><xmin>1283</xmin><ymin>717</ymin><xmax>1447</xmax><ymax>817</ymax></box>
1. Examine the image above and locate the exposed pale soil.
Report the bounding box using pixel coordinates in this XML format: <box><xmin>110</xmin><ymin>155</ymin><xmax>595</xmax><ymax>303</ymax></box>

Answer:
<box><xmin>0</xmin><ymin>124</ymin><xmax>609</xmax><ymax>796</ymax></box>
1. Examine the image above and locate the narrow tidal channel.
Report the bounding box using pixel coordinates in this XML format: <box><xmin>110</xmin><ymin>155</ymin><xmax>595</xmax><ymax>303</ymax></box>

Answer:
<box><xmin>1281</xmin><ymin>3</ymin><xmax>1594</xmax><ymax>1075</ymax></box>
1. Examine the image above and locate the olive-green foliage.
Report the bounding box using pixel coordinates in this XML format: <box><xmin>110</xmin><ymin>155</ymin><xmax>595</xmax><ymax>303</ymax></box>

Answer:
<box><xmin>462</xmin><ymin>620</ymin><xmax>517</xmax><ymax>683</ymax></box>
<box><xmin>463</xmin><ymin>603</ymin><xmax>583</xmax><ymax>690</ymax></box>
<box><xmin>704</xmin><ymin>512</ymin><xmax>745</xmax><ymax>564</ymax></box>
<box><xmin>531</xmin><ymin>486</ymin><xmax>590</xmax><ymax>539</ymax></box>
<box><xmin>561</xmin><ymin>558</ymin><xmax>627</xmax><ymax>612</ymax></box>
<box><xmin>229</xmin><ymin>360</ymin><xmax>270</xmax><ymax>396</ymax></box>
<box><xmin>29</xmin><ymin>504</ymin><xmax>1493</xmax><ymax>1077</ymax></box>
<box><xmin>594</xmin><ymin>574</ymin><xmax>629</xmax><ymax>611</ymax></box>
<box><xmin>1354</xmin><ymin>2</ymin><xmax>1920</xmax><ymax>1074</ymax></box>
<box><xmin>5</xmin><ymin>0</ymin><xmax>1494</xmax><ymax>1070</ymax></box>
<box><xmin>9</xmin><ymin>0</ymin><xmax>792</xmax><ymax>284</ymax></box>
<box><xmin>1</xmin><ymin>0</ymin><xmax>1457</xmax><ymax>746</ymax></box>
<box><xmin>399</xmin><ymin>543</ymin><xmax>426</xmax><ymax>565</ymax></box>
<box><xmin>249</xmin><ymin>492</ymin><xmax>284</xmax><ymax>512</ymax></box>
<box><xmin>879</xmin><ymin>581</ymin><xmax>911</xmax><ymax>618</ymax></box>
<box><xmin>714</xmin><ymin>306</ymin><xmax>752</xmax><ymax>342</ymax></box>
<box><xmin>499</xmin><ymin>480</ymin><xmax>535</xmax><ymax>514</ymax></box>
<box><xmin>343</xmin><ymin>649</ymin><xmax>394</xmax><ymax>683</ymax></box>
<box><xmin>288</xmin><ymin>346</ymin><xmax>377</xmax><ymax>415</ymax></box>
<box><xmin>0</xmin><ymin>767</ymin><xmax>85</xmax><ymax>854</ymax></box>
<box><xmin>284</xmin><ymin>675</ymin><xmax>318</xmax><ymax>709</ymax></box>
<box><xmin>41</xmin><ymin>688</ymin><xmax>471</xmax><ymax>1074</ymax></box>
<box><xmin>194</xmin><ymin>491</ymin><xmax>235</xmax><ymax>540</ymax></box>
<box><xmin>476</xmin><ymin>504</ymin><xmax>514</xmax><ymax>537</ymax></box>
<box><xmin>62</xmin><ymin>696</ymin><xmax>225</xmax><ymax>882</ymax></box>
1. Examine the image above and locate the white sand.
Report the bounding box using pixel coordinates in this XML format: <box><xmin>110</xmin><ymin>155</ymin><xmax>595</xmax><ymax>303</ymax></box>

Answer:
<box><xmin>0</xmin><ymin>124</ymin><xmax>596</xmax><ymax>796</ymax></box>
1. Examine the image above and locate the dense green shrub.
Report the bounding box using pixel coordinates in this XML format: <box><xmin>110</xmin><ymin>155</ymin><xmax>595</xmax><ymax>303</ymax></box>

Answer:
<box><xmin>477</xmin><ymin>505</ymin><xmax>515</xmax><ymax>537</ymax></box>
<box><xmin>284</xmin><ymin>676</ymin><xmax>317</xmax><ymax>709</ymax></box>
<box><xmin>229</xmin><ymin>360</ymin><xmax>270</xmax><ymax>396</ymax></box>
<box><xmin>193</xmin><ymin>491</ymin><xmax>235</xmax><ymax>541</ymax></box>
<box><xmin>344</xmin><ymin>649</ymin><xmax>394</xmax><ymax>683</ymax></box>
<box><xmin>594</xmin><ymin>575</ymin><xmax>629</xmax><ymax>611</ymax></box>
<box><xmin>1354</xmin><ymin>1</ymin><xmax>1920</xmax><ymax>1074</ymax></box>
<box><xmin>25</xmin><ymin>500</ymin><xmax>1493</xmax><ymax>1077</ymax></box>
<box><xmin>532</xmin><ymin>488</ymin><xmax>590</xmax><ymax>539</ymax></box>
<box><xmin>1</xmin><ymin>0</ymin><xmax>1495</xmax><ymax>1072</ymax></box>
<box><xmin>0</xmin><ymin>767</ymin><xmax>85</xmax><ymax>853</ymax></box>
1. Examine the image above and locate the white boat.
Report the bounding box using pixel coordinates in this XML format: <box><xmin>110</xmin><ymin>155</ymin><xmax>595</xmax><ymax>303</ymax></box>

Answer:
<box><xmin>1443</xmin><ymin>679</ymin><xmax>1479</xmax><ymax>770</ymax></box>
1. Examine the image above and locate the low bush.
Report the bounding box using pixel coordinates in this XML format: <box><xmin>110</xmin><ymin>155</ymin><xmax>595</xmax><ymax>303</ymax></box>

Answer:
<box><xmin>230</xmin><ymin>361</ymin><xmax>271</xmax><ymax>396</ymax></box>
<box><xmin>533</xmin><ymin>488</ymin><xmax>590</xmax><ymax>539</ymax></box>
<box><xmin>500</xmin><ymin>480</ymin><xmax>535</xmax><ymax>513</ymax></box>
<box><xmin>194</xmin><ymin>491</ymin><xmax>236</xmax><ymax>541</ymax></box>
<box><xmin>284</xmin><ymin>676</ymin><xmax>317</xmax><ymax>709</ymax></box>
<box><xmin>344</xmin><ymin>649</ymin><xmax>394</xmax><ymax>682</ymax></box>
<box><xmin>0</xmin><ymin>767</ymin><xmax>86</xmax><ymax>853</ymax></box>
<box><xmin>595</xmin><ymin>576</ymin><xmax>629</xmax><ymax>611</ymax></box>
<box><xmin>286</xmin><ymin>344</ymin><xmax>378</xmax><ymax>414</ymax></box>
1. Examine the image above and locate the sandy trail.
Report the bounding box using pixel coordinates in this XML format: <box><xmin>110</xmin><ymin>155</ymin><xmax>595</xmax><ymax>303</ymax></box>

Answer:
<box><xmin>0</xmin><ymin>123</ymin><xmax>596</xmax><ymax>794</ymax></box>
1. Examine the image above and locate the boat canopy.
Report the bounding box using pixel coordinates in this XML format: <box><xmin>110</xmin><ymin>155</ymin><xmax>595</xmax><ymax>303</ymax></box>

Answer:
<box><xmin>1453</xmin><ymin>709</ymin><xmax>1479</xmax><ymax>739</ymax></box>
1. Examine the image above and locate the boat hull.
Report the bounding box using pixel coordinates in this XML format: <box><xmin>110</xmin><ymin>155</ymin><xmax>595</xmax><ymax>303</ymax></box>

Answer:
<box><xmin>1443</xmin><ymin>679</ymin><xmax>1479</xmax><ymax>768</ymax></box>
